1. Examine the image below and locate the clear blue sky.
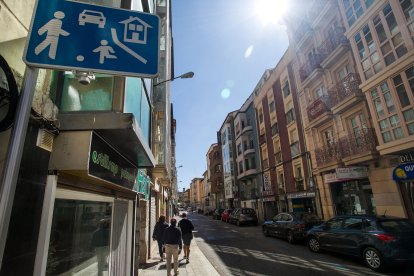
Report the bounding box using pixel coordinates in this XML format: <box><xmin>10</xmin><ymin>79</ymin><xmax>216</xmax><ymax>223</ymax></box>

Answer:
<box><xmin>171</xmin><ymin>0</ymin><xmax>289</xmax><ymax>190</ymax></box>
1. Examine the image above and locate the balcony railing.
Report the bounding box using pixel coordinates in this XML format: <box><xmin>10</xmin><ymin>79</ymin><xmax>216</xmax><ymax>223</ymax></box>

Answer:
<box><xmin>290</xmin><ymin>141</ymin><xmax>300</xmax><ymax>157</ymax></box>
<box><xmin>318</xmin><ymin>27</ymin><xmax>348</xmax><ymax>61</ymax></box>
<box><xmin>315</xmin><ymin>129</ymin><xmax>377</xmax><ymax>167</ymax></box>
<box><xmin>275</xmin><ymin>151</ymin><xmax>283</xmax><ymax>164</ymax></box>
<box><xmin>341</xmin><ymin>128</ymin><xmax>377</xmax><ymax>157</ymax></box>
<box><xmin>315</xmin><ymin>141</ymin><xmax>343</xmax><ymax>167</ymax></box>
<box><xmin>330</xmin><ymin>73</ymin><xmax>363</xmax><ymax>106</ymax></box>
<box><xmin>307</xmin><ymin>95</ymin><xmax>333</xmax><ymax>122</ymax></box>
<box><xmin>299</xmin><ymin>54</ymin><xmax>323</xmax><ymax>82</ymax></box>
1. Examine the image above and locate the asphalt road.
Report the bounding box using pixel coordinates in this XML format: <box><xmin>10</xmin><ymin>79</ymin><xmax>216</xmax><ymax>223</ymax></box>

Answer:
<box><xmin>186</xmin><ymin>213</ymin><xmax>413</xmax><ymax>276</ymax></box>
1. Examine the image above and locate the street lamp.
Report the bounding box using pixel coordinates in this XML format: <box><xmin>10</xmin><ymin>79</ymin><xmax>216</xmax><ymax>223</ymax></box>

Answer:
<box><xmin>154</xmin><ymin>71</ymin><xmax>194</xmax><ymax>86</ymax></box>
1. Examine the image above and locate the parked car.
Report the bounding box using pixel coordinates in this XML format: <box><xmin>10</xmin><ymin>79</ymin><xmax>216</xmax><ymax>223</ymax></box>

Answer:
<box><xmin>262</xmin><ymin>212</ymin><xmax>322</xmax><ymax>244</ymax></box>
<box><xmin>306</xmin><ymin>215</ymin><xmax>414</xmax><ymax>271</ymax></box>
<box><xmin>229</xmin><ymin>208</ymin><xmax>258</xmax><ymax>226</ymax></box>
<box><xmin>221</xmin><ymin>209</ymin><xmax>233</xmax><ymax>222</ymax></box>
<box><xmin>213</xmin><ymin>208</ymin><xmax>225</xmax><ymax>220</ymax></box>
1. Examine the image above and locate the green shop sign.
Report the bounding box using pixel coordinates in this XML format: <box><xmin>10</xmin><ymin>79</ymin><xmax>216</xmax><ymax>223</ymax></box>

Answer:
<box><xmin>134</xmin><ymin>169</ymin><xmax>151</xmax><ymax>200</ymax></box>
<box><xmin>89</xmin><ymin>133</ymin><xmax>138</xmax><ymax>190</ymax></box>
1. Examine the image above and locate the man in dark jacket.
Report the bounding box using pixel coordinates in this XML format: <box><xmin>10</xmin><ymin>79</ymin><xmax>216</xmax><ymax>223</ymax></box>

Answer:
<box><xmin>152</xmin><ymin>215</ymin><xmax>168</xmax><ymax>261</ymax></box>
<box><xmin>177</xmin><ymin>213</ymin><xmax>194</xmax><ymax>263</ymax></box>
<box><xmin>163</xmin><ymin>218</ymin><xmax>182</xmax><ymax>276</ymax></box>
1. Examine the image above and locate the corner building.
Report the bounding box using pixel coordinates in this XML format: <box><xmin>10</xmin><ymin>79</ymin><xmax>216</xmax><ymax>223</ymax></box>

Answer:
<box><xmin>338</xmin><ymin>0</ymin><xmax>414</xmax><ymax>220</ymax></box>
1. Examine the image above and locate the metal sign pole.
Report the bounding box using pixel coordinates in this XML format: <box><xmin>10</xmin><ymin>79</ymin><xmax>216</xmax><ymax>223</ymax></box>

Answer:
<box><xmin>0</xmin><ymin>67</ymin><xmax>39</xmax><ymax>269</ymax></box>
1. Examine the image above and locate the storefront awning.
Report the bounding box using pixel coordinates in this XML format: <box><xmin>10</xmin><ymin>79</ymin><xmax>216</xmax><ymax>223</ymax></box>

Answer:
<box><xmin>58</xmin><ymin>113</ymin><xmax>155</xmax><ymax>167</ymax></box>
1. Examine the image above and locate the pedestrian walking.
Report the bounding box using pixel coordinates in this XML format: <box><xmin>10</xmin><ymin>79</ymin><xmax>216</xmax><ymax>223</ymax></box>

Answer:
<box><xmin>152</xmin><ymin>215</ymin><xmax>169</xmax><ymax>261</ymax></box>
<box><xmin>162</xmin><ymin>218</ymin><xmax>182</xmax><ymax>276</ymax></box>
<box><xmin>177</xmin><ymin>212</ymin><xmax>194</xmax><ymax>263</ymax></box>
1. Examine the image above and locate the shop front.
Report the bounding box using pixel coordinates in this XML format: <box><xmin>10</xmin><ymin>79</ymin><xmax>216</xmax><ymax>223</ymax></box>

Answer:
<box><xmin>393</xmin><ymin>158</ymin><xmax>414</xmax><ymax>222</ymax></box>
<box><xmin>34</xmin><ymin>131</ymin><xmax>144</xmax><ymax>275</ymax></box>
<box><xmin>324</xmin><ymin>167</ymin><xmax>375</xmax><ymax>216</ymax></box>
<box><xmin>287</xmin><ymin>191</ymin><xmax>316</xmax><ymax>214</ymax></box>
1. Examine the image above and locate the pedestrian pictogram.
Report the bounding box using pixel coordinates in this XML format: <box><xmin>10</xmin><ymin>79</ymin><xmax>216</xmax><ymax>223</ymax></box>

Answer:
<box><xmin>34</xmin><ymin>11</ymin><xmax>70</xmax><ymax>60</ymax></box>
<box><xmin>24</xmin><ymin>0</ymin><xmax>160</xmax><ymax>77</ymax></box>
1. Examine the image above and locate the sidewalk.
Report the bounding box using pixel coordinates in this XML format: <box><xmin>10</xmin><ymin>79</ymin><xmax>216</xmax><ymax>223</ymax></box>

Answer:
<box><xmin>138</xmin><ymin>217</ymin><xmax>220</xmax><ymax>276</ymax></box>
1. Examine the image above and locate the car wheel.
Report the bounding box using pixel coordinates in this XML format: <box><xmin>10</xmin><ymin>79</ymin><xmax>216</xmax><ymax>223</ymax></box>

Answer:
<box><xmin>363</xmin><ymin>247</ymin><xmax>385</xmax><ymax>271</ymax></box>
<box><xmin>263</xmin><ymin>227</ymin><xmax>269</xmax><ymax>237</ymax></box>
<box><xmin>308</xmin><ymin>237</ymin><xmax>321</xmax><ymax>253</ymax></box>
<box><xmin>287</xmin><ymin>230</ymin><xmax>295</xmax><ymax>244</ymax></box>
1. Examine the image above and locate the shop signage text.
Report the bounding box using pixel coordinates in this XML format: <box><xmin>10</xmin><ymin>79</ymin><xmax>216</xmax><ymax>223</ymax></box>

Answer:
<box><xmin>89</xmin><ymin>133</ymin><xmax>138</xmax><ymax>189</ymax></box>
<box><xmin>134</xmin><ymin>169</ymin><xmax>150</xmax><ymax>199</ymax></box>
<box><xmin>287</xmin><ymin>191</ymin><xmax>316</xmax><ymax>199</ymax></box>
<box><xmin>399</xmin><ymin>152</ymin><xmax>414</xmax><ymax>164</ymax></box>
<box><xmin>324</xmin><ymin>167</ymin><xmax>368</xmax><ymax>183</ymax></box>
<box><xmin>393</xmin><ymin>162</ymin><xmax>414</xmax><ymax>182</ymax></box>
<box><xmin>263</xmin><ymin>196</ymin><xmax>276</xmax><ymax>202</ymax></box>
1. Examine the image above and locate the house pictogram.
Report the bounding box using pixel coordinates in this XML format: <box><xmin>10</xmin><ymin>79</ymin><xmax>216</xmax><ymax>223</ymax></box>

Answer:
<box><xmin>119</xmin><ymin>16</ymin><xmax>152</xmax><ymax>44</ymax></box>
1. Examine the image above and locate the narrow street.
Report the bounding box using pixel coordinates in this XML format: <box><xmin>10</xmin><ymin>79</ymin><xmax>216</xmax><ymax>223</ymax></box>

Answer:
<box><xmin>189</xmin><ymin>213</ymin><xmax>414</xmax><ymax>276</ymax></box>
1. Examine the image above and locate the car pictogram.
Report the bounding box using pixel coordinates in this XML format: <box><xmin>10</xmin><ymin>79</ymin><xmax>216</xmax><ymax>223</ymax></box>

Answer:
<box><xmin>78</xmin><ymin>10</ymin><xmax>106</xmax><ymax>28</ymax></box>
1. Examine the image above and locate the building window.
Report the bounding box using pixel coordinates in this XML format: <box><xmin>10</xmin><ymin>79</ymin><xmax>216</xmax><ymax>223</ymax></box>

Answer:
<box><xmin>285</xmin><ymin>108</ymin><xmax>295</xmax><ymax>124</ymax></box>
<box><xmin>373</xmin><ymin>4</ymin><xmax>407</xmax><ymax>67</ymax></box>
<box><xmin>379</xmin><ymin>115</ymin><xmax>404</xmax><ymax>142</ymax></box>
<box><xmin>271</xmin><ymin>122</ymin><xmax>278</xmax><ymax>136</ymax></box>
<box><xmin>399</xmin><ymin>0</ymin><xmax>414</xmax><ymax>42</ymax></box>
<box><xmin>343</xmin><ymin>0</ymin><xmax>364</xmax><ymax>27</ymax></box>
<box><xmin>350</xmin><ymin>113</ymin><xmax>368</xmax><ymax>146</ymax></box>
<box><xmin>215</xmin><ymin>164</ymin><xmax>222</xmax><ymax>173</ymax></box>
<box><xmin>323</xmin><ymin>127</ymin><xmax>336</xmax><ymax>147</ymax></box>
<box><xmin>237</xmin><ymin>143</ymin><xmax>242</xmax><ymax>156</ymax></box>
<box><xmin>235</xmin><ymin>122</ymin><xmax>240</xmax><ymax>135</ymax></box>
<box><xmin>393</xmin><ymin>74</ymin><xmax>411</xmax><ymax>108</ymax></box>
<box><xmin>269</xmin><ymin>100</ymin><xmax>276</xmax><ymax>113</ymax></box>
<box><xmin>258</xmin><ymin>108</ymin><xmax>264</xmax><ymax>123</ymax></box>
<box><xmin>355</xmin><ymin>25</ymin><xmax>381</xmax><ymax>79</ymax></box>
<box><xmin>283</xmin><ymin>80</ymin><xmax>290</xmax><ymax>98</ymax></box>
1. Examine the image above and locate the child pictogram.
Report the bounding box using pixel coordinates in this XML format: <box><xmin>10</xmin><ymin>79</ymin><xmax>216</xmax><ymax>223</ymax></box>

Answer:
<box><xmin>93</xmin><ymin>40</ymin><xmax>117</xmax><ymax>64</ymax></box>
<box><xmin>34</xmin><ymin>11</ymin><xmax>70</xmax><ymax>59</ymax></box>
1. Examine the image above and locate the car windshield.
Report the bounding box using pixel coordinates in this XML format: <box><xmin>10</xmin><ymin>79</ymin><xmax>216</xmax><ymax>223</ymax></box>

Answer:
<box><xmin>242</xmin><ymin>209</ymin><xmax>255</xmax><ymax>214</ymax></box>
<box><xmin>378</xmin><ymin>219</ymin><xmax>414</xmax><ymax>232</ymax></box>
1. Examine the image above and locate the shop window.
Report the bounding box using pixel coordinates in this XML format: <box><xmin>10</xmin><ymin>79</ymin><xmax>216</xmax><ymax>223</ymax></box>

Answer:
<box><xmin>46</xmin><ymin>199</ymin><xmax>112</xmax><ymax>275</ymax></box>
<box><xmin>58</xmin><ymin>72</ymin><xmax>114</xmax><ymax>112</ymax></box>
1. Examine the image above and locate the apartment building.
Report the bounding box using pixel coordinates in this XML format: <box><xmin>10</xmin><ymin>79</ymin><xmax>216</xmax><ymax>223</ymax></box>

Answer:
<box><xmin>254</xmin><ymin>50</ymin><xmax>317</xmax><ymax>219</ymax></box>
<box><xmin>337</xmin><ymin>0</ymin><xmax>414</xmax><ymax>220</ymax></box>
<box><xmin>219</xmin><ymin>111</ymin><xmax>239</xmax><ymax>208</ymax></box>
<box><xmin>234</xmin><ymin>94</ymin><xmax>264</xmax><ymax>218</ymax></box>
<box><xmin>207</xmin><ymin>143</ymin><xmax>225</xmax><ymax>209</ymax></box>
<box><xmin>0</xmin><ymin>0</ymin><xmax>168</xmax><ymax>274</ymax></box>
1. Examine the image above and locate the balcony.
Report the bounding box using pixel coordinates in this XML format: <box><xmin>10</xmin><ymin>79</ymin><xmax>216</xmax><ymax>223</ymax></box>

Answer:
<box><xmin>315</xmin><ymin>129</ymin><xmax>378</xmax><ymax>168</ymax></box>
<box><xmin>341</xmin><ymin>128</ymin><xmax>378</xmax><ymax>162</ymax></box>
<box><xmin>315</xmin><ymin>141</ymin><xmax>343</xmax><ymax>167</ymax></box>
<box><xmin>299</xmin><ymin>54</ymin><xmax>324</xmax><ymax>83</ymax></box>
<box><xmin>275</xmin><ymin>151</ymin><xmax>283</xmax><ymax>165</ymax></box>
<box><xmin>307</xmin><ymin>95</ymin><xmax>333</xmax><ymax>125</ymax></box>
<box><xmin>290</xmin><ymin>141</ymin><xmax>300</xmax><ymax>157</ymax></box>
<box><xmin>319</xmin><ymin>27</ymin><xmax>349</xmax><ymax>68</ymax></box>
<box><xmin>330</xmin><ymin>73</ymin><xmax>364</xmax><ymax>111</ymax></box>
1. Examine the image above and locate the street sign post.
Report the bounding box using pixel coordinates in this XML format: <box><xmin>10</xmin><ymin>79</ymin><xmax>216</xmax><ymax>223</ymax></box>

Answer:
<box><xmin>24</xmin><ymin>0</ymin><xmax>160</xmax><ymax>77</ymax></box>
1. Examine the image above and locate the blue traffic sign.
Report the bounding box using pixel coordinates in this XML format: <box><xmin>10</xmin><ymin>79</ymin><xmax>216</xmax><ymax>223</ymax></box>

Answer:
<box><xmin>24</xmin><ymin>0</ymin><xmax>160</xmax><ymax>77</ymax></box>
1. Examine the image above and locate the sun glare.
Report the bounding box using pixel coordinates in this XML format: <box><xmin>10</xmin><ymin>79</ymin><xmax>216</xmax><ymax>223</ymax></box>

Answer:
<box><xmin>255</xmin><ymin>0</ymin><xmax>288</xmax><ymax>26</ymax></box>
